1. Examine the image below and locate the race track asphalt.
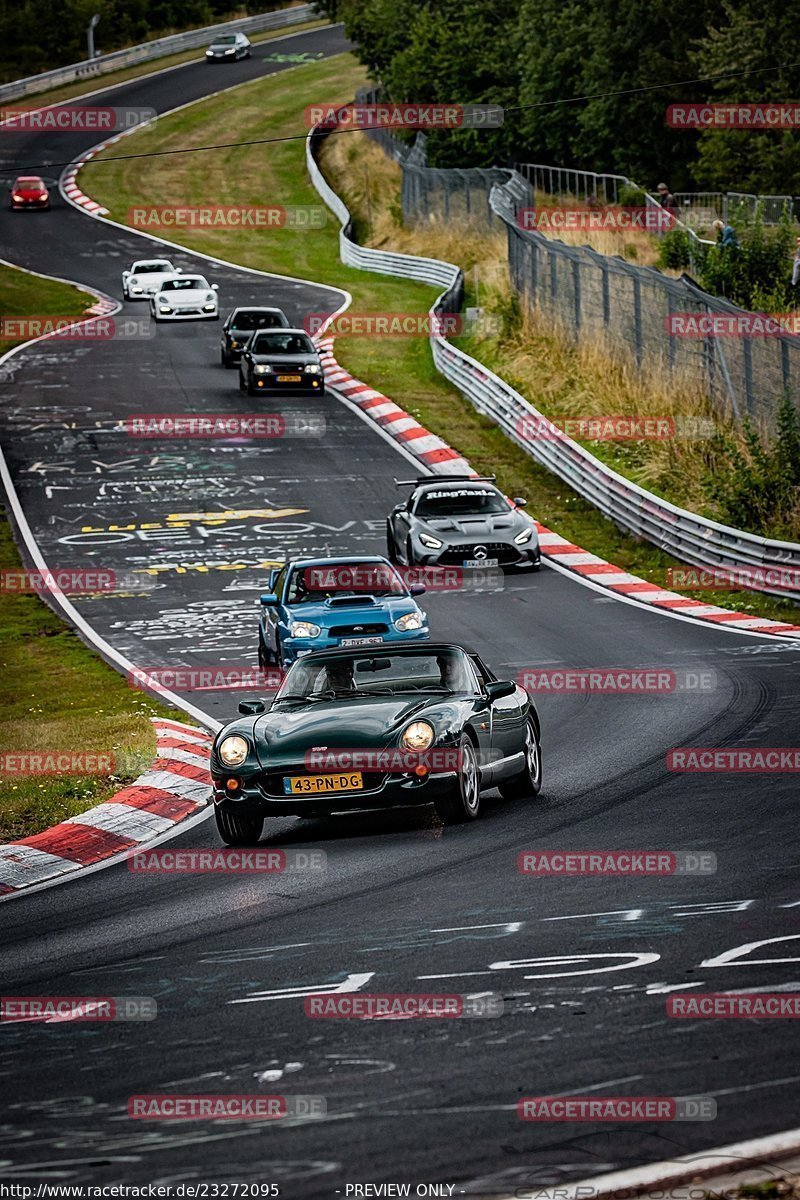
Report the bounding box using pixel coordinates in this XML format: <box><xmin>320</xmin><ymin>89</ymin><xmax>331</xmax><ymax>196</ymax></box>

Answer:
<box><xmin>1</xmin><ymin>23</ymin><xmax>799</xmax><ymax>1196</ymax></box>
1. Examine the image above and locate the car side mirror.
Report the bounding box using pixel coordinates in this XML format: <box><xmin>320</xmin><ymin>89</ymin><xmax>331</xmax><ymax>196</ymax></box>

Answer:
<box><xmin>513</xmin><ymin>497</ymin><xmax>527</xmax><ymax>507</ymax></box>
<box><xmin>485</xmin><ymin>680</ymin><xmax>516</xmax><ymax>701</ymax></box>
<box><xmin>260</xmin><ymin>592</ymin><xmax>278</xmax><ymax>606</ymax></box>
<box><xmin>211</xmin><ymin>283</ymin><xmax>219</xmax><ymax>291</ymax></box>
<box><xmin>409</xmin><ymin>583</ymin><xmax>426</xmax><ymax>596</ymax></box>
<box><xmin>175</xmin><ymin>267</ymin><xmax>183</xmax><ymax>273</ymax></box>
<box><xmin>238</xmin><ymin>698</ymin><xmax>266</xmax><ymax>715</ymax></box>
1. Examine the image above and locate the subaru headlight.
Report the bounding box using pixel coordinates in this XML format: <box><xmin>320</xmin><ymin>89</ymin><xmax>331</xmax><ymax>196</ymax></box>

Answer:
<box><xmin>254</xmin><ymin>364</ymin><xmax>273</xmax><ymax>375</ymax></box>
<box><xmin>304</xmin><ymin>364</ymin><xmax>322</xmax><ymax>374</ymax></box>
<box><xmin>395</xmin><ymin>611</ymin><xmax>423</xmax><ymax>632</ymax></box>
<box><xmin>514</xmin><ymin>528</ymin><xmax>533</xmax><ymax>544</ymax></box>
<box><xmin>401</xmin><ymin>720</ymin><xmax>434</xmax><ymax>750</ymax></box>
<box><xmin>289</xmin><ymin>620</ymin><xmax>321</xmax><ymax>638</ymax></box>
<box><xmin>218</xmin><ymin>734</ymin><xmax>249</xmax><ymax>766</ymax></box>
<box><xmin>419</xmin><ymin>533</ymin><xmax>443</xmax><ymax>549</ymax></box>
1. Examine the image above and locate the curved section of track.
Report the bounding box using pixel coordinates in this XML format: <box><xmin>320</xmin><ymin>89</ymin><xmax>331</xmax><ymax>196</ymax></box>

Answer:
<box><xmin>0</xmin><ymin>27</ymin><xmax>799</xmax><ymax>1192</ymax></box>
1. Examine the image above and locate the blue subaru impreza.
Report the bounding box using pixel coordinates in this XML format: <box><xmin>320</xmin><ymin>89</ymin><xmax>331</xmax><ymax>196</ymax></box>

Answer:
<box><xmin>258</xmin><ymin>556</ymin><xmax>430</xmax><ymax>670</ymax></box>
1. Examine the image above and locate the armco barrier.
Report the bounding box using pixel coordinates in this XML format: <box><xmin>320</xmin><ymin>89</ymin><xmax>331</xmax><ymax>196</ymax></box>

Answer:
<box><xmin>0</xmin><ymin>5</ymin><xmax>315</xmax><ymax>103</ymax></box>
<box><xmin>307</xmin><ymin>115</ymin><xmax>800</xmax><ymax>603</ymax></box>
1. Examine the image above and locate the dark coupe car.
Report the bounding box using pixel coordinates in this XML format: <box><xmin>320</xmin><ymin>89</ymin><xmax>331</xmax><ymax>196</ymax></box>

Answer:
<box><xmin>387</xmin><ymin>476</ymin><xmax>540</xmax><ymax>570</ymax></box>
<box><xmin>210</xmin><ymin>642</ymin><xmax>542</xmax><ymax>843</ymax></box>
<box><xmin>220</xmin><ymin>306</ymin><xmax>289</xmax><ymax>367</ymax></box>
<box><xmin>238</xmin><ymin>328</ymin><xmax>324</xmax><ymax>394</ymax></box>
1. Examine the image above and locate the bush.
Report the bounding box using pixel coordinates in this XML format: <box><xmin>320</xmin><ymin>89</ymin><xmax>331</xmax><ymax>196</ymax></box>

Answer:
<box><xmin>705</xmin><ymin>391</ymin><xmax>800</xmax><ymax>535</ymax></box>
<box><xmin>658</xmin><ymin>228</ymin><xmax>693</xmax><ymax>270</ymax></box>
<box><xmin>617</xmin><ymin>183</ymin><xmax>648</xmax><ymax>207</ymax></box>
<box><xmin>699</xmin><ymin>203</ymin><xmax>795</xmax><ymax>309</ymax></box>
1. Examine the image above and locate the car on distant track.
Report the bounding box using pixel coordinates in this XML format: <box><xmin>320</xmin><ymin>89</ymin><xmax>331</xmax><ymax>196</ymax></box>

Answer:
<box><xmin>220</xmin><ymin>306</ymin><xmax>290</xmax><ymax>367</ymax></box>
<box><xmin>238</xmin><ymin>328</ymin><xmax>323</xmax><ymax>394</ymax></box>
<box><xmin>122</xmin><ymin>259</ymin><xmax>182</xmax><ymax>300</ymax></box>
<box><xmin>205</xmin><ymin>32</ymin><xmax>251</xmax><ymax>62</ymax></box>
<box><xmin>150</xmin><ymin>274</ymin><xmax>219</xmax><ymax>322</ymax></box>
<box><xmin>258</xmin><ymin>556</ymin><xmax>429</xmax><ymax>670</ymax></box>
<box><xmin>387</xmin><ymin>475</ymin><xmax>541</xmax><ymax>571</ymax></box>
<box><xmin>9</xmin><ymin>175</ymin><xmax>49</xmax><ymax>211</ymax></box>
<box><xmin>210</xmin><ymin>641</ymin><xmax>542</xmax><ymax>843</ymax></box>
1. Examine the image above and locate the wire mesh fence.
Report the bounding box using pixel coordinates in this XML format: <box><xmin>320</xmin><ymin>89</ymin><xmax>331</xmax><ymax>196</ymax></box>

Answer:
<box><xmin>358</xmin><ymin>116</ymin><xmax>799</xmax><ymax>430</ymax></box>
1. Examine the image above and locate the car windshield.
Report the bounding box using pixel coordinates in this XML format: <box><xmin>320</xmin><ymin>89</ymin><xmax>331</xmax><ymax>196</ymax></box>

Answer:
<box><xmin>414</xmin><ymin>486</ymin><xmax>510</xmax><ymax>517</ymax></box>
<box><xmin>249</xmin><ymin>332</ymin><xmax>314</xmax><ymax>355</ymax></box>
<box><xmin>286</xmin><ymin>561</ymin><xmax>406</xmax><ymax>605</ymax></box>
<box><xmin>276</xmin><ymin>648</ymin><xmax>476</xmax><ymax>701</ymax></box>
<box><xmin>135</xmin><ymin>262</ymin><xmax>173</xmax><ymax>273</ymax></box>
<box><xmin>161</xmin><ymin>277</ymin><xmax>208</xmax><ymax>291</ymax></box>
<box><xmin>16</xmin><ymin>178</ymin><xmax>44</xmax><ymax>190</ymax></box>
<box><xmin>233</xmin><ymin>311</ymin><xmax>285</xmax><ymax>330</ymax></box>
<box><xmin>214</xmin><ymin>36</ymin><xmax>237</xmax><ymax>44</ymax></box>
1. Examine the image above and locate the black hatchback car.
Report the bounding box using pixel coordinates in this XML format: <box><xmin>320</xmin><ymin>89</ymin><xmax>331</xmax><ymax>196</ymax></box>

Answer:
<box><xmin>238</xmin><ymin>328</ymin><xmax>324</xmax><ymax>394</ymax></box>
<box><xmin>210</xmin><ymin>641</ymin><xmax>542</xmax><ymax>843</ymax></box>
<box><xmin>220</xmin><ymin>306</ymin><xmax>289</xmax><ymax>367</ymax></box>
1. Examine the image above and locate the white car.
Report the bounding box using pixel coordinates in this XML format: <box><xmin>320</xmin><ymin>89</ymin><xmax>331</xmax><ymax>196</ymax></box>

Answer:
<box><xmin>122</xmin><ymin>259</ymin><xmax>181</xmax><ymax>300</ymax></box>
<box><xmin>205</xmin><ymin>32</ymin><xmax>251</xmax><ymax>62</ymax></box>
<box><xmin>150</xmin><ymin>275</ymin><xmax>220</xmax><ymax>322</ymax></box>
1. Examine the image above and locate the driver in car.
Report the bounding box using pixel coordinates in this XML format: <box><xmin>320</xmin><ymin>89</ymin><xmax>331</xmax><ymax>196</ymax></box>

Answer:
<box><xmin>323</xmin><ymin>659</ymin><xmax>356</xmax><ymax>695</ymax></box>
<box><xmin>437</xmin><ymin>653</ymin><xmax>471</xmax><ymax>693</ymax></box>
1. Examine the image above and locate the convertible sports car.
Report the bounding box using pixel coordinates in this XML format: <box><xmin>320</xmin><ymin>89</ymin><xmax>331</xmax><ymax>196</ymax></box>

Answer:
<box><xmin>258</xmin><ymin>556</ymin><xmax>429</xmax><ymax>670</ymax></box>
<box><xmin>122</xmin><ymin>258</ymin><xmax>181</xmax><ymax>300</ymax></box>
<box><xmin>9</xmin><ymin>175</ymin><xmax>49</xmax><ymax>210</ymax></box>
<box><xmin>387</xmin><ymin>475</ymin><xmax>541</xmax><ymax>570</ymax></box>
<box><xmin>238</xmin><ymin>328</ymin><xmax>323</xmax><ymax>393</ymax></box>
<box><xmin>220</xmin><ymin>306</ymin><xmax>289</xmax><ymax>367</ymax></box>
<box><xmin>150</xmin><ymin>275</ymin><xmax>219</xmax><ymax>321</ymax></box>
<box><xmin>211</xmin><ymin>642</ymin><xmax>542</xmax><ymax>842</ymax></box>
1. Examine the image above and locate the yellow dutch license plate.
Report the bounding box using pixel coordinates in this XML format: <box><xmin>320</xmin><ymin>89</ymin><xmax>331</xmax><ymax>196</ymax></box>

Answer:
<box><xmin>277</xmin><ymin>374</ymin><xmax>302</xmax><ymax>383</ymax></box>
<box><xmin>283</xmin><ymin>772</ymin><xmax>363</xmax><ymax>795</ymax></box>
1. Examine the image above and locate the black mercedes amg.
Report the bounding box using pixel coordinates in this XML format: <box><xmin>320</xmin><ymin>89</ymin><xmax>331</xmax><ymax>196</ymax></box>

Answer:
<box><xmin>210</xmin><ymin>642</ymin><xmax>542</xmax><ymax>843</ymax></box>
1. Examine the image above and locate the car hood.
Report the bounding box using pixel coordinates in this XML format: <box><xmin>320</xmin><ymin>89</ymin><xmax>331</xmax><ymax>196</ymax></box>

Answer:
<box><xmin>158</xmin><ymin>287</ymin><xmax>214</xmax><ymax>302</ymax></box>
<box><xmin>208</xmin><ymin>43</ymin><xmax>238</xmax><ymax>51</ymax></box>
<box><xmin>249</xmin><ymin>351</ymin><xmax>319</xmax><ymax>365</ymax></box>
<box><xmin>254</xmin><ymin>695</ymin><xmax>462</xmax><ymax>767</ymax></box>
<box><xmin>283</xmin><ymin>596</ymin><xmax>420</xmax><ymax>625</ymax></box>
<box><xmin>420</xmin><ymin>513</ymin><xmax>528</xmax><ymax>538</ymax></box>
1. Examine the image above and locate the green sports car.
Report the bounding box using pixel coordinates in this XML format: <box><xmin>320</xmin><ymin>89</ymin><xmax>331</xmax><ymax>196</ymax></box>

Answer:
<box><xmin>210</xmin><ymin>641</ymin><xmax>542</xmax><ymax>843</ymax></box>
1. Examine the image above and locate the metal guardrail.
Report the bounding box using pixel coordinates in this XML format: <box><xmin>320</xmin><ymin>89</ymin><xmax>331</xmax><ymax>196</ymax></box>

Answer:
<box><xmin>0</xmin><ymin>5</ymin><xmax>316</xmax><ymax>102</ymax></box>
<box><xmin>307</xmin><ymin>118</ymin><xmax>800</xmax><ymax>602</ymax></box>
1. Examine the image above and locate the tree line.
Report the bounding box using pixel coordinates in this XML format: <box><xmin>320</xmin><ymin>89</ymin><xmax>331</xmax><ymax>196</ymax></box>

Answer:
<box><xmin>313</xmin><ymin>0</ymin><xmax>800</xmax><ymax>195</ymax></box>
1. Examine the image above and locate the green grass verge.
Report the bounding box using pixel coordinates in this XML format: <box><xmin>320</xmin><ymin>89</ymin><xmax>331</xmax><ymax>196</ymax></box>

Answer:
<box><xmin>7</xmin><ymin>16</ymin><xmax>328</xmax><ymax>108</ymax></box>
<box><xmin>0</xmin><ymin>265</ymin><xmax>186</xmax><ymax>842</ymax></box>
<box><xmin>83</xmin><ymin>52</ymin><xmax>800</xmax><ymax>628</ymax></box>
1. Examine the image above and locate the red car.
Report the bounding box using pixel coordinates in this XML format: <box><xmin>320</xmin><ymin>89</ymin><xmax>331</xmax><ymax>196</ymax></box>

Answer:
<box><xmin>9</xmin><ymin>176</ymin><xmax>50</xmax><ymax>211</ymax></box>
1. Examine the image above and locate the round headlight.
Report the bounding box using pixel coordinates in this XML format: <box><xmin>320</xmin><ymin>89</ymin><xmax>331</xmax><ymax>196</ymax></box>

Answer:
<box><xmin>218</xmin><ymin>734</ymin><xmax>249</xmax><ymax>766</ymax></box>
<box><xmin>401</xmin><ymin>720</ymin><xmax>434</xmax><ymax>750</ymax></box>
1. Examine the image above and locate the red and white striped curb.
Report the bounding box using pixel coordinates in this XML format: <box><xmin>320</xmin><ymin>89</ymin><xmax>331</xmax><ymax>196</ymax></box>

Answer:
<box><xmin>61</xmin><ymin>119</ymin><xmax>152</xmax><ymax>216</ymax></box>
<box><xmin>318</xmin><ymin>336</ymin><xmax>800</xmax><ymax>640</ymax></box>
<box><xmin>0</xmin><ymin>718</ymin><xmax>213</xmax><ymax>895</ymax></box>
